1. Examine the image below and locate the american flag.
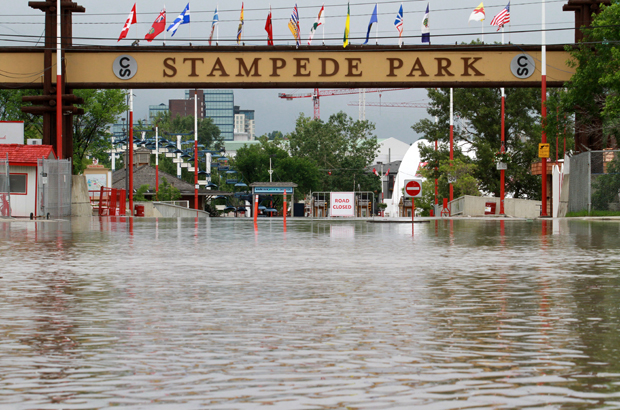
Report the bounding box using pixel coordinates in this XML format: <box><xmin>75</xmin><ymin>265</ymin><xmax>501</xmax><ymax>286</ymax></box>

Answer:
<box><xmin>394</xmin><ymin>4</ymin><xmax>404</xmax><ymax>46</ymax></box>
<box><xmin>288</xmin><ymin>4</ymin><xmax>301</xmax><ymax>47</ymax></box>
<box><xmin>490</xmin><ymin>2</ymin><xmax>510</xmax><ymax>31</ymax></box>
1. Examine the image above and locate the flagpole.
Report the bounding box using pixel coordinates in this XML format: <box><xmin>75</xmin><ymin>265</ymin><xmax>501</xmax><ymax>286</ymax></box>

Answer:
<box><xmin>449</xmin><ymin>88</ymin><xmax>454</xmax><ymax>205</ymax></box>
<box><xmin>481</xmin><ymin>21</ymin><xmax>484</xmax><ymax>43</ymax></box>
<box><xmin>541</xmin><ymin>0</ymin><xmax>548</xmax><ymax>216</ymax></box>
<box><xmin>375</xmin><ymin>3</ymin><xmax>379</xmax><ymax>45</ymax></box>
<box><xmin>56</xmin><ymin>0</ymin><xmax>62</xmax><ymax>159</ymax></box>
<box><xmin>500</xmin><ymin>24</ymin><xmax>506</xmax><ymax>215</ymax></box>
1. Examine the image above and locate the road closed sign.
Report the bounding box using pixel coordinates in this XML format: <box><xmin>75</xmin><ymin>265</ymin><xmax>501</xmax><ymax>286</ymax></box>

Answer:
<box><xmin>404</xmin><ymin>179</ymin><xmax>423</xmax><ymax>198</ymax></box>
<box><xmin>331</xmin><ymin>192</ymin><xmax>355</xmax><ymax>217</ymax></box>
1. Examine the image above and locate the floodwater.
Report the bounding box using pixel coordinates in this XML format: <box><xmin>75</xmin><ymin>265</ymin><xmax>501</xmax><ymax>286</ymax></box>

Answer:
<box><xmin>2</xmin><ymin>218</ymin><xmax>620</xmax><ymax>409</ymax></box>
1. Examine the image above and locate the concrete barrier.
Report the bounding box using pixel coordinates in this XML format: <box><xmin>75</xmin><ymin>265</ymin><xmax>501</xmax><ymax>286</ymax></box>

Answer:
<box><xmin>448</xmin><ymin>195</ymin><xmax>541</xmax><ymax>218</ymax></box>
<box><xmin>152</xmin><ymin>202</ymin><xmax>210</xmax><ymax>218</ymax></box>
<box><xmin>71</xmin><ymin>175</ymin><xmax>92</xmax><ymax>217</ymax></box>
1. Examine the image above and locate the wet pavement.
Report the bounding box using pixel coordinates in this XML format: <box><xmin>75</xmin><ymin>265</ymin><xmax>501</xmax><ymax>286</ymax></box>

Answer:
<box><xmin>2</xmin><ymin>217</ymin><xmax>620</xmax><ymax>409</ymax></box>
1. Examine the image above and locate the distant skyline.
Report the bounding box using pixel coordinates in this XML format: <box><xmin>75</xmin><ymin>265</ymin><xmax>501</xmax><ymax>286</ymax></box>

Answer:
<box><xmin>3</xmin><ymin>0</ymin><xmax>576</xmax><ymax>144</ymax></box>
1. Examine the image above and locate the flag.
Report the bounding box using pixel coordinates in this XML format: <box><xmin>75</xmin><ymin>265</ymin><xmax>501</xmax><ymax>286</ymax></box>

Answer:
<box><xmin>394</xmin><ymin>4</ymin><xmax>404</xmax><ymax>46</ymax></box>
<box><xmin>343</xmin><ymin>2</ymin><xmax>350</xmax><ymax>48</ymax></box>
<box><xmin>363</xmin><ymin>4</ymin><xmax>378</xmax><ymax>45</ymax></box>
<box><xmin>145</xmin><ymin>7</ymin><xmax>166</xmax><ymax>42</ymax></box>
<box><xmin>237</xmin><ymin>3</ymin><xmax>244</xmax><ymax>45</ymax></box>
<box><xmin>490</xmin><ymin>2</ymin><xmax>510</xmax><ymax>31</ymax></box>
<box><xmin>288</xmin><ymin>4</ymin><xmax>301</xmax><ymax>47</ymax></box>
<box><xmin>118</xmin><ymin>3</ymin><xmax>137</xmax><ymax>42</ymax></box>
<box><xmin>167</xmin><ymin>3</ymin><xmax>190</xmax><ymax>37</ymax></box>
<box><xmin>421</xmin><ymin>3</ymin><xmax>430</xmax><ymax>43</ymax></box>
<box><xmin>209</xmin><ymin>7</ymin><xmax>219</xmax><ymax>45</ymax></box>
<box><xmin>373</xmin><ymin>168</ymin><xmax>379</xmax><ymax>176</ymax></box>
<box><xmin>469</xmin><ymin>2</ymin><xmax>485</xmax><ymax>23</ymax></box>
<box><xmin>386</xmin><ymin>168</ymin><xmax>390</xmax><ymax>176</ymax></box>
<box><xmin>308</xmin><ymin>4</ymin><xmax>325</xmax><ymax>45</ymax></box>
<box><xmin>265</xmin><ymin>6</ymin><xmax>274</xmax><ymax>45</ymax></box>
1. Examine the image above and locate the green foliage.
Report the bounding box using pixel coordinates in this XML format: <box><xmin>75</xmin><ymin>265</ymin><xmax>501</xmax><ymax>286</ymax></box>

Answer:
<box><xmin>287</xmin><ymin>112</ymin><xmax>380</xmax><ymax>193</ymax></box>
<box><xmin>0</xmin><ymin>90</ymin><xmax>43</xmax><ymax>139</ymax></box>
<box><xmin>157</xmin><ymin>177</ymin><xmax>181</xmax><ymax>201</ymax></box>
<box><xmin>266</xmin><ymin>130</ymin><xmax>283</xmax><ymax>140</ymax></box>
<box><xmin>231</xmin><ymin>136</ymin><xmax>320</xmax><ymax>197</ymax></box>
<box><xmin>412</xmin><ymin>87</ymin><xmax>542</xmax><ymax>200</ymax></box>
<box><xmin>72</xmin><ymin>89</ymin><xmax>128</xmax><ymax>174</ymax></box>
<box><xmin>592</xmin><ymin>156</ymin><xmax>620</xmax><ymax>211</ymax></box>
<box><xmin>566</xmin><ymin>210</ymin><xmax>620</xmax><ymax>217</ymax></box>
<box><xmin>417</xmin><ymin>158</ymin><xmax>480</xmax><ymax>215</ymax></box>
<box><xmin>134</xmin><ymin>184</ymin><xmax>151</xmax><ymax>202</ymax></box>
<box><xmin>558</xmin><ymin>1</ymin><xmax>620</xmax><ymax>149</ymax></box>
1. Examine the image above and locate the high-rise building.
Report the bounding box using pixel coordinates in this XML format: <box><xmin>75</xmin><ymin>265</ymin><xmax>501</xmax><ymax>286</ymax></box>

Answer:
<box><xmin>202</xmin><ymin>90</ymin><xmax>234</xmax><ymax>141</ymax></box>
<box><xmin>234</xmin><ymin>106</ymin><xmax>255</xmax><ymax>140</ymax></box>
<box><xmin>149</xmin><ymin>103</ymin><xmax>169</xmax><ymax>122</ymax></box>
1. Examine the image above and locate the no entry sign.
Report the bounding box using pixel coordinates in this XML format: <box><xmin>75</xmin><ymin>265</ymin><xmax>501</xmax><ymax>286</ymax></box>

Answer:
<box><xmin>404</xmin><ymin>179</ymin><xmax>423</xmax><ymax>198</ymax></box>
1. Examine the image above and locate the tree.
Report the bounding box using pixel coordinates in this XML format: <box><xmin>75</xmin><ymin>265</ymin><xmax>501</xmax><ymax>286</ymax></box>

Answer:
<box><xmin>0</xmin><ymin>90</ymin><xmax>43</xmax><ymax>139</ymax></box>
<box><xmin>412</xmin><ymin>87</ymin><xmax>543</xmax><ymax>199</ymax></box>
<box><xmin>287</xmin><ymin>112</ymin><xmax>380</xmax><ymax>193</ymax></box>
<box><xmin>232</xmin><ymin>136</ymin><xmax>320</xmax><ymax>197</ymax></box>
<box><xmin>417</xmin><ymin>158</ymin><xmax>480</xmax><ymax>215</ymax></box>
<box><xmin>72</xmin><ymin>89</ymin><xmax>128</xmax><ymax>174</ymax></box>
<box><xmin>558</xmin><ymin>1</ymin><xmax>620</xmax><ymax>150</ymax></box>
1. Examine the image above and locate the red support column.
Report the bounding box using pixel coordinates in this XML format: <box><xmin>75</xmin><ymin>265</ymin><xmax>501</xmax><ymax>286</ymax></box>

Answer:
<box><xmin>129</xmin><ymin>93</ymin><xmax>134</xmax><ymax>214</ymax></box>
<box><xmin>283</xmin><ymin>190</ymin><xmax>287</xmax><ymax>232</ymax></box>
<box><xmin>449</xmin><ymin>88</ymin><xmax>454</xmax><ymax>204</ymax></box>
<box><xmin>55</xmin><ymin>0</ymin><xmax>62</xmax><ymax>159</ymax></box>
<box><xmin>500</xmin><ymin>89</ymin><xmax>506</xmax><ymax>215</ymax></box>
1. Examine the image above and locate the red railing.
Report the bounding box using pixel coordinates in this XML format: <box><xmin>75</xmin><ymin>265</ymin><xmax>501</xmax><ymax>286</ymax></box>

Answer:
<box><xmin>92</xmin><ymin>187</ymin><xmax>127</xmax><ymax>216</ymax></box>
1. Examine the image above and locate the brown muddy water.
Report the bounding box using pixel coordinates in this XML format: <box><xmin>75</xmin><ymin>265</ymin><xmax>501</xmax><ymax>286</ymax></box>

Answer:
<box><xmin>1</xmin><ymin>218</ymin><xmax>620</xmax><ymax>409</ymax></box>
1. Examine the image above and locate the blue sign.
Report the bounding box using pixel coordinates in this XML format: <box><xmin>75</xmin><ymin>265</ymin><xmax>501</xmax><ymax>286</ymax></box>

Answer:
<box><xmin>254</xmin><ymin>187</ymin><xmax>294</xmax><ymax>194</ymax></box>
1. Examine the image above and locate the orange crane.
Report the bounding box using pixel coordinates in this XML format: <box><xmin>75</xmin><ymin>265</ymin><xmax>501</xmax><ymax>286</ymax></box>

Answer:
<box><xmin>278</xmin><ymin>88</ymin><xmax>409</xmax><ymax>119</ymax></box>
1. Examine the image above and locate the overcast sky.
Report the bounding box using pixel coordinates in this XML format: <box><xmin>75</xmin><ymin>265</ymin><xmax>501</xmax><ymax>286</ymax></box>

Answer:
<box><xmin>4</xmin><ymin>0</ymin><xmax>575</xmax><ymax>144</ymax></box>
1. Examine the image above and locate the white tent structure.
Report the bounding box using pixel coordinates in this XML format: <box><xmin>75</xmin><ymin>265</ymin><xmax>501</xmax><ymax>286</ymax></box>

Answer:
<box><xmin>384</xmin><ymin>140</ymin><xmax>423</xmax><ymax>217</ymax></box>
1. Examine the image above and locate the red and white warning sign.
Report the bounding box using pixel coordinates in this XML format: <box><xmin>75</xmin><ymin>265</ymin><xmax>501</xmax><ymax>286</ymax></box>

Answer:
<box><xmin>404</xmin><ymin>179</ymin><xmax>423</xmax><ymax>198</ymax></box>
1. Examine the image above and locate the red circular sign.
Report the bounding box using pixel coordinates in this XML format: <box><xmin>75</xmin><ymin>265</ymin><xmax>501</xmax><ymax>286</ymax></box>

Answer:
<box><xmin>405</xmin><ymin>180</ymin><xmax>422</xmax><ymax>197</ymax></box>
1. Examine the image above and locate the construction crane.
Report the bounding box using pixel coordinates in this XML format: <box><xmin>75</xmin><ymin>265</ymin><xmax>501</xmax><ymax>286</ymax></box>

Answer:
<box><xmin>278</xmin><ymin>88</ymin><xmax>409</xmax><ymax>120</ymax></box>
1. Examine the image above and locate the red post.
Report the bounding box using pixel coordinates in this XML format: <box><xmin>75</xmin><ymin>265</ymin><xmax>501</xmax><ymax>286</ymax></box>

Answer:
<box><xmin>283</xmin><ymin>190</ymin><xmax>287</xmax><ymax>232</ymax></box>
<box><xmin>128</xmin><ymin>93</ymin><xmax>134</xmax><ymax>214</ymax></box>
<box><xmin>434</xmin><ymin>138</ymin><xmax>438</xmax><ymax>217</ymax></box>
<box><xmin>253</xmin><ymin>194</ymin><xmax>258</xmax><ymax>224</ymax></box>
<box><xmin>500</xmin><ymin>90</ymin><xmax>505</xmax><ymax>215</ymax></box>
<box><xmin>449</xmin><ymin>88</ymin><xmax>454</xmax><ymax>203</ymax></box>
<box><xmin>412</xmin><ymin>198</ymin><xmax>415</xmax><ymax>224</ymax></box>
<box><xmin>155</xmin><ymin>164</ymin><xmax>159</xmax><ymax>200</ymax></box>
<box><xmin>56</xmin><ymin>0</ymin><xmax>62</xmax><ymax>159</ymax></box>
<box><xmin>541</xmin><ymin>75</ymin><xmax>548</xmax><ymax>216</ymax></box>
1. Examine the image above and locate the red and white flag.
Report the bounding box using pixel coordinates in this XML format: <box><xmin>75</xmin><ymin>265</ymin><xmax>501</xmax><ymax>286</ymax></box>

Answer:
<box><xmin>373</xmin><ymin>168</ymin><xmax>379</xmax><ymax>176</ymax></box>
<box><xmin>386</xmin><ymin>169</ymin><xmax>390</xmax><ymax>176</ymax></box>
<box><xmin>490</xmin><ymin>2</ymin><xmax>510</xmax><ymax>31</ymax></box>
<box><xmin>118</xmin><ymin>3</ymin><xmax>137</xmax><ymax>42</ymax></box>
<box><xmin>145</xmin><ymin>7</ymin><xmax>166</xmax><ymax>42</ymax></box>
<box><xmin>265</xmin><ymin>6</ymin><xmax>274</xmax><ymax>45</ymax></box>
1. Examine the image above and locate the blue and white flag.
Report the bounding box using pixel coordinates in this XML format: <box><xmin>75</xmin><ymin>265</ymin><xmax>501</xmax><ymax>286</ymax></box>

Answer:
<box><xmin>363</xmin><ymin>4</ymin><xmax>378</xmax><ymax>45</ymax></box>
<box><xmin>167</xmin><ymin>3</ymin><xmax>190</xmax><ymax>37</ymax></box>
<box><xmin>421</xmin><ymin>4</ymin><xmax>430</xmax><ymax>43</ymax></box>
<box><xmin>209</xmin><ymin>6</ymin><xmax>218</xmax><ymax>45</ymax></box>
<box><xmin>394</xmin><ymin>4</ymin><xmax>404</xmax><ymax>46</ymax></box>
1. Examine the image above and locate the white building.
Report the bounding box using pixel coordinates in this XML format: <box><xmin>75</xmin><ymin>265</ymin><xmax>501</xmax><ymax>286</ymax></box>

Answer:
<box><xmin>375</xmin><ymin>137</ymin><xmax>411</xmax><ymax>164</ymax></box>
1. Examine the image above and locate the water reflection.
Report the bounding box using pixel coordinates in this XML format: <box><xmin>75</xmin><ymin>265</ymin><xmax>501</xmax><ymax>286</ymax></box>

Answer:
<box><xmin>1</xmin><ymin>218</ymin><xmax>620</xmax><ymax>408</ymax></box>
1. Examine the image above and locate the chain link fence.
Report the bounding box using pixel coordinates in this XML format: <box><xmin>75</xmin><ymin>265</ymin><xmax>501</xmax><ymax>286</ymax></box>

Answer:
<box><xmin>0</xmin><ymin>154</ymin><xmax>9</xmax><ymax>217</ymax></box>
<box><xmin>37</xmin><ymin>158</ymin><xmax>72</xmax><ymax>218</ymax></box>
<box><xmin>569</xmin><ymin>150</ymin><xmax>620</xmax><ymax>214</ymax></box>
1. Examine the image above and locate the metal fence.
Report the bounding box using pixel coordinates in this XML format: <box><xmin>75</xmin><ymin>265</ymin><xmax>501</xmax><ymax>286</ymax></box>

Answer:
<box><xmin>568</xmin><ymin>150</ymin><xmax>620</xmax><ymax>214</ymax></box>
<box><xmin>0</xmin><ymin>154</ymin><xmax>9</xmax><ymax>217</ymax></box>
<box><xmin>37</xmin><ymin>158</ymin><xmax>72</xmax><ymax>218</ymax></box>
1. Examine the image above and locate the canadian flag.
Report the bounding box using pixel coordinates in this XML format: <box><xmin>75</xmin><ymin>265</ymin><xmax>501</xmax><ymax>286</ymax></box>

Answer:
<box><xmin>118</xmin><ymin>4</ymin><xmax>137</xmax><ymax>42</ymax></box>
<box><xmin>386</xmin><ymin>169</ymin><xmax>390</xmax><ymax>176</ymax></box>
<box><xmin>373</xmin><ymin>168</ymin><xmax>379</xmax><ymax>176</ymax></box>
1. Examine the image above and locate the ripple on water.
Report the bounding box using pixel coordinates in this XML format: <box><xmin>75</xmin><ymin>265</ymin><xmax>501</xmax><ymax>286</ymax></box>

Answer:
<box><xmin>1</xmin><ymin>218</ymin><xmax>620</xmax><ymax>409</ymax></box>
